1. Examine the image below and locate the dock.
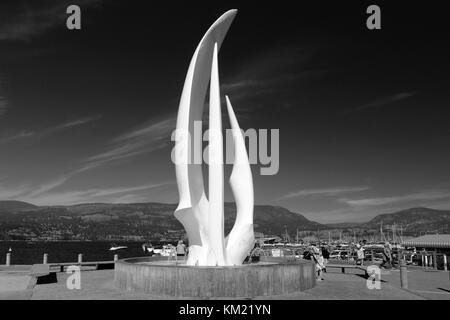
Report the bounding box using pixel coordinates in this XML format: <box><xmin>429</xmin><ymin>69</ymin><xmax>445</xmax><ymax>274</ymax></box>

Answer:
<box><xmin>25</xmin><ymin>267</ymin><xmax>450</xmax><ymax>300</ymax></box>
<box><xmin>1</xmin><ymin>251</ymin><xmax>450</xmax><ymax>300</ymax></box>
<box><xmin>0</xmin><ymin>251</ymin><xmax>119</xmax><ymax>299</ymax></box>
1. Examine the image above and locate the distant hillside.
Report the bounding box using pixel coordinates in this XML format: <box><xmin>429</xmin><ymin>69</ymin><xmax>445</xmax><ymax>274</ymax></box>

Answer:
<box><xmin>325</xmin><ymin>222</ymin><xmax>363</xmax><ymax>229</ymax></box>
<box><xmin>363</xmin><ymin>207</ymin><xmax>450</xmax><ymax>234</ymax></box>
<box><xmin>233</xmin><ymin>204</ymin><xmax>325</xmax><ymax>235</ymax></box>
<box><xmin>0</xmin><ymin>200</ymin><xmax>38</xmax><ymax>212</ymax></box>
<box><xmin>0</xmin><ymin>202</ymin><xmax>325</xmax><ymax>241</ymax></box>
<box><xmin>63</xmin><ymin>202</ymin><xmax>325</xmax><ymax>235</ymax></box>
<box><xmin>1</xmin><ymin>201</ymin><xmax>447</xmax><ymax>240</ymax></box>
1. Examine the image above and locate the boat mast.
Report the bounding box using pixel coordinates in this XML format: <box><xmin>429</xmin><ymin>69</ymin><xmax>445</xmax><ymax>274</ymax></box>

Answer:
<box><xmin>393</xmin><ymin>223</ymin><xmax>396</xmax><ymax>243</ymax></box>
<box><xmin>284</xmin><ymin>225</ymin><xmax>289</xmax><ymax>243</ymax></box>
<box><xmin>317</xmin><ymin>228</ymin><xmax>320</xmax><ymax>245</ymax></box>
<box><xmin>380</xmin><ymin>222</ymin><xmax>384</xmax><ymax>242</ymax></box>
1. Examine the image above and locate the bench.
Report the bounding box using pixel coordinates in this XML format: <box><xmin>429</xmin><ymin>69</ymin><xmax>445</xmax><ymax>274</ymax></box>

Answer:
<box><xmin>49</xmin><ymin>261</ymin><xmax>115</xmax><ymax>272</ymax></box>
<box><xmin>326</xmin><ymin>264</ymin><xmax>369</xmax><ymax>276</ymax></box>
<box><xmin>27</xmin><ymin>261</ymin><xmax>116</xmax><ymax>288</ymax></box>
<box><xmin>28</xmin><ymin>264</ymin><xmax>55</xmax><ymax>288</ymax></box>
<box><xmin>29</xmin><ymin>264</ymin><xmax>50</xmax><ymax>277</ymax></box>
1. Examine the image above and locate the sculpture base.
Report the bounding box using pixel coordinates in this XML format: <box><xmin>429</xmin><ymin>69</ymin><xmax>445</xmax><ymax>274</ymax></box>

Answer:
<box><xmin>114</xmin><ymin>257</ymin><xmax>316</xmax><ymax>298</ymax></box>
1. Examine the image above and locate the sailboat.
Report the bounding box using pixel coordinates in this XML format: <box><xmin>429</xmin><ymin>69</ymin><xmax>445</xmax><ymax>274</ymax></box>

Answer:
<box><xmin>287</xmin><ymin>228</ymin><xmax>302</xmax><ymax>246</ymax></box>
<box><xmin>380</xmin><ymin>221</ymin><xmax>386</xmax><ymax>243</ymax></box>
<box><xmin>283</xmin><ymin>226</ymin><xmax>296</xmax><ymax>246</ymax></box>
<box><xmin>109</xmin><ymin>243</ymin><xmax>128</xmax><ymax>251</ymax></box>
<box><xmin>142</xmin><ymin>242</ymin><xmax>155</xmax><ymax>254</ymax></box>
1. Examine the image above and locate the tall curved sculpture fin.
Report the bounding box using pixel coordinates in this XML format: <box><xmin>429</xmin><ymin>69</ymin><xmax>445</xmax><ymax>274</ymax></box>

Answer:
<box><xmin>224</xmin><ymin>96</ymin><xmax>255</xmax><ymax>265</ymax></box>
<box><xmin>174</xmin><ymin>10</ymin><xmax>237</xmax><ymax>264</ymax></box>
<box><xmin>206</xmin><ymin>43</ymin><xmax>226</xmax><ymax>265</ymax></box>
<box><xmin>173</xmin><ymin>10</ymin><xmax>254</xmax><ymax>266</ymax></box>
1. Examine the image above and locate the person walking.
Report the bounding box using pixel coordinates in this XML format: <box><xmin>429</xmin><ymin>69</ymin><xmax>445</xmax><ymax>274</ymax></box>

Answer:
<box><xmin>312</xmin><ymin>247</ymin><xmax>325</xmax><ymax>281</ymax></box>
<box><xmin>380</xmin><ymin>242</ymin><xmax>392</xmax><ymax>269</ymax></box>
<box><xmin>176</xmin><ymin>240</ymin><xmax>186</xmax><ymax>258</ymax></box>
<box><xmin>321</xmin><ymin>246</ymin><xmax>330</xmax><ymax>272</ymax></box>
<box><xmin>303</xmin><ymin>247</ymin><xmax>313</xmax><ymax>260</ymax></box>
<box><xmin>356</xmin><ymin>244</ymin><xmax>365</xmax><ymax>266</ymax></box>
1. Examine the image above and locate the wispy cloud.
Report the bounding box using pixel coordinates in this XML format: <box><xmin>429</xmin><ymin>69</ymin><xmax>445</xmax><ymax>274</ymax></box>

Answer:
<box><xmin>0</xmin><ymin>175</ymin><xmax>74</xmax><ymax>202</ymax></box>
<box><xmin>38</xmin><ymin>116</ymin><xmax>101</xmax><ymax>139</ymax></box>
<box><xmin>22</xmin><ymin>182</ymin><xmax>172</xmax><ymax>206</ymax></box>
<box><xmin>0</xmin><ymin>96</ymin><xmax>7</xmax><ymax>116</ymax></box>
<box><xmin>1</xmin><ymin>177</ymin><xmax>172</xmax><ymax>206</ymax></box>
<box><xmin>276</xmin><ymin>186</ymin><xmax>371</xmax><ymax>201</ymax></box>
<box><xmin>79</xmin><ymin>113</ymin><xmax>176</xmax><ymax>172</ymax></box>
<box><xmin>0</xmin><ymin>131</ymin><xmax>35</xmax><ymax>144</ymax></box>
<box><xmin>348</xmin><ymin>91</ymin><xmax>418</xmax><ymax>113</ymax></box>
<box><xmin>0</xmin><ymin>77</ymin><xmax>10</xmax><ymax>117</ymax></box>
<box><xmin>220</xmin><ymin>45</ymin><xmax>328</xmax><ymax>107</ymax></box>
<box><xmin>0</xmin><ymin>116</ymin><xmax>100</xmax><ymax>144</ymax></box>
<box><xmin>0</xmin><ymin>0</ymin><xmax>103</xmax><ymax>41</ymax></box>
<box><xmin>26</xmin><ymin>176</ymin><xmax>73</xmax><ymax>199</ymax></box>
<box><xmin>0</xmin><ymin>182</ymin><xmax>30</xmax><ymax>200</ymax></box>
<box><xmin>340</xmin><ymin>189</ymin><xmax>450</xmax><ymax>208</ymax></box>
<box><xmin>222</xmin><ymin>74</ymin><xmax>310</xmax><ymax>93</ymax></box>
<box><xmin>1</xmin><ymin>113</ymin><xmax>176</xmax><ymax>202</ymax></box>
<box><xmin>111</xmin><ymin>193</ymin><xmax>156</xmax><ymax>204</ymax></box>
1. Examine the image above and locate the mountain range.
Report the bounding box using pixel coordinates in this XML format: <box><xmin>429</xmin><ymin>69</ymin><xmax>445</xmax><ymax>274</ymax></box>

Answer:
<box><xmin>0</xmin><ymin>201</ymin><xmax>449</xmax><ymax>241</ymax></box>
<box><xmin>0</xmin><ymin>201</ymin><xmax>322</xmax><ymax>241</ymax></box>
<box><xmin>362</xmin><ymin>207</ymin><xmax>450</xmax><ymax>234</ymax></box>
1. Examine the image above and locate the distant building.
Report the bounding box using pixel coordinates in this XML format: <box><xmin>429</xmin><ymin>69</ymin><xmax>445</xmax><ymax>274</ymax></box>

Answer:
<box><xmin>254</xmin><ymin>232</ymin><xmax>264</xmax><ymax>239</ymax></box>
<box><xmin>402</xmin><ymin>234</ymin><xmax>450</xmax><ymax>254</ymax></box>
<box><xmin>258</xmin><ymin>236</ymin><xmax>282</xmax><ymax>244</ymax></box>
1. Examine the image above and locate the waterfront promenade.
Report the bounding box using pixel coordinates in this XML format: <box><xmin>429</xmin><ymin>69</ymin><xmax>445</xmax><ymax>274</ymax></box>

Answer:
<box><xmin>0</xmin><ymin>265</ymin><xmax>33</xmax><ymax>299</ymax></box>
<box><xmin>1</xmin><ymin>264</ymin><xmax>449</xmax><ymax>300</ymax></box>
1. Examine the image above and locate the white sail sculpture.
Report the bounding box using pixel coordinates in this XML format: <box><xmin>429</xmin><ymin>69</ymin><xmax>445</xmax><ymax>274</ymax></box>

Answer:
<box><xmin>173</xmin><ymin>9</ymin><xmax>254</xmax><ymax>266</ymax></box>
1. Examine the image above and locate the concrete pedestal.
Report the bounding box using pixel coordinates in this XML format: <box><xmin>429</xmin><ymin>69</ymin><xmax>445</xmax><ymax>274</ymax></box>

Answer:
<box><xmin>114</xmin><ymin>257</ymin><xmax>316</xmax><ymax>298</ymax></box>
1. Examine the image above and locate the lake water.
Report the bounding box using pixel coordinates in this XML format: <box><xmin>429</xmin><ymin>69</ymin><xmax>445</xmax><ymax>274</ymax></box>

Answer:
<box><xmin>0</xmin><ymin>241</ymin><xmax>165</xmax><ymax>265</ymax></box>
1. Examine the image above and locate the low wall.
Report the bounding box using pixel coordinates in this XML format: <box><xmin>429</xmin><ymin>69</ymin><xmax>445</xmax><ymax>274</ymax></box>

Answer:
<box><xmin>114</xmin><ymin>257</ymin><xmax>316</xmax><ymax>298</ymax></box>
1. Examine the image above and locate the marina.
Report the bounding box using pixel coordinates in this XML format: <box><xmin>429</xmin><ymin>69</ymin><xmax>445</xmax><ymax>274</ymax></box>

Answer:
<box><xmin>1</xmin><ymin>254</ymin><xmax>449</xmax><ymax>300</ymax></box>
<box><xmin>1</xmin><ymin>233</ymin><xmax>449</xmax><ymax>299</ymax></box>
<box><xmin>0</xmin><ymin>1</ymin><xmax>449</xmax><ymax>307</ymax></box>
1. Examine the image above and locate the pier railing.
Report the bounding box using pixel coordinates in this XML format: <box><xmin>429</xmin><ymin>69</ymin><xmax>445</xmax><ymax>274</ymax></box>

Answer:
<box><xmin>3</xmin><ymin>252</ymin><xmax>120</xmax><ymax>271</ymax></box>
<box><xmin>3</xmin><ymin>249</ymin><xmax>449</xmax><ymax>271</ymax></box>
<box><xmin>412</xmin><ymin>251</ymin><xmax>448</xmax><ymax>270</ymax></box>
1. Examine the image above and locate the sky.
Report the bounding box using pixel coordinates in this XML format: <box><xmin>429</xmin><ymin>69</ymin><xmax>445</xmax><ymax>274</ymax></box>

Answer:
<box><xmin>0</xmin><ymin>1</ymin><xmax>449</xmax><ymax>223</ymax></box>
